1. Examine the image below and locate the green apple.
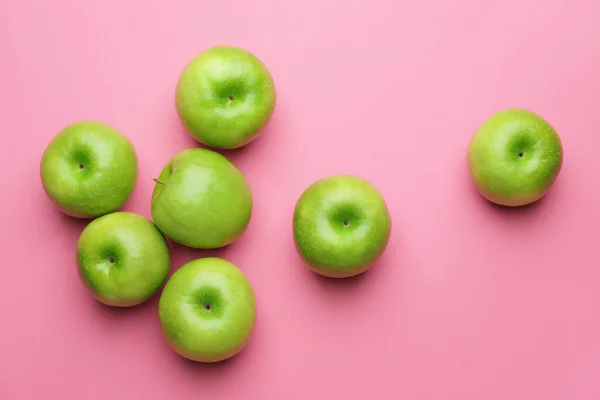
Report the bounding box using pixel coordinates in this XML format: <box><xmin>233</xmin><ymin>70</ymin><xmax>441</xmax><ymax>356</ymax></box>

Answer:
<box><xmin>175</xmin><ymin>46</ymin><xmax>276</xmax><ymax>149</ymax></box>
<box><xmin>468</xmin><ymin>109</ymin><xmax>563</xmax><ymax>206</ymax></box>
<box><xmin>76</xmin><ymin>212</ymin><xmax>170</xmax><ymax>307</ymax></box>
<box><xmin>40</xmin><ymin>121</ymin><xmax>138</xmax><ymax>218</ymax></box>
<box><xmin>159</xmin><ymin>257</ymin><xmax>256</xmax><ymax>363</ymax></box>
<box><xmin>293</xmin><ymin>175</ymin><xmax>392</xmax><ymax>278</ymax></box>
<box><xmin>151</xmin><ymin>148</ymin><xmax>252</xmax><ymax>249</ymax></box>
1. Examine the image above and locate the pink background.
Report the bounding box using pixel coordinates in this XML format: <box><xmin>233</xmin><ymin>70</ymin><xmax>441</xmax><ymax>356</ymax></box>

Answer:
<box><xmin>1</xmin><ymin>0</ymin><xmax>600</xmax><ymax>398</ymax></box>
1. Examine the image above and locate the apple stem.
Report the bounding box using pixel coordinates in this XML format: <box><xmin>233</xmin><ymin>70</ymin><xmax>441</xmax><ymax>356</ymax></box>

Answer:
<box><xmin>153</xmin><ymin>178</ymin><xmax>166</xmax><ymax>185</ymax></box>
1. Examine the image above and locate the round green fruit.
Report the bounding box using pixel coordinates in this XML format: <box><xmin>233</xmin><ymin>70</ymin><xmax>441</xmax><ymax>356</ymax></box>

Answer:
<box><xmin>159</xmin><ymin>258</ymin><xmax>257</xmax><ymax>363</ymax></box>
<box><xmin>175</xmin><ymin>46</ymin><xmax>276</xmax><ymax>149</ymax></box>
<box><xmin>76</xmin><ymin>212</ymin><xmax>170</xmax><ymax>307</ymax></box>
<box><xmin>40</xmin><ymin>121</ymin><xmax>138</xmax><ymax>218</ymax></box>
<box><xmin>151</xmin><ymin>148</ymin><xmax>252</xmax><ymax>249</ymax></box>
<box><xmin>293</xmin><ymin>175</ymin><xmax>392</xmax><ymax>278</ymax></box>
<box><xmin>468</xmin><ymin>109</ymin><xmax>563</xmax><ymax>206</ymax></box>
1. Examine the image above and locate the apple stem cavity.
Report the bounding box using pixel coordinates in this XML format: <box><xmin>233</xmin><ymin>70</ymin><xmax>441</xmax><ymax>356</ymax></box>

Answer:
<box><xmin>153</xmin><ymin>178</ymin><xmax>166</xmax><ymax>185</ymax></box>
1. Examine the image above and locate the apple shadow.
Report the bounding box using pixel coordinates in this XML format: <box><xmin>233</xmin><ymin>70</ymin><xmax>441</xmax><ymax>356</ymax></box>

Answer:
<box><xmin>486</xmin><ymin>192</ymin><xmax>543</xmax><ymax>209</ymax></box>
<box><xmin>50</xmin><ymin>206</ymin><xmax>91</xmax><ymax>232</ymax></box>
<box><xmin>160</xmin><ymin>332</ymin><xmax>253</xmax><ymax>379</ymax></box>
<box><xmin>294</xmin><ymin>253</ymin><xmax>394</xmax><ymax>317</ymax></box>
<box><xmin>482</xmin><ymin>190</ymin><xmax>554</xmax><ymax>221</ymax></box>
<box><xmin>179</xmin><ymin>353</ymin><xmax>240</xmax><ymax>373</ymax></box>
<box><xmin>217</xmin><ymin>117</ymin><xmax>279</xmax><ymax>164</ymax></box>
<box><xmin>174</xmin><ymin>110</ymin><xmax>280</xmax><ymax>167</ymax></box>
<box><xmin>90</xmin><ymin>291</ymin><xmax>159</xmax><ymax>320</ymax></box>
<box><xmin>308</xmin><ymin>260</ymin><xmax>379</xmax><ymax>293</ymax></box>
<box><xmin>167</xmin><ymin>240</ymin><xmax>234</xmax><ymax>274</ymax></box>
<box><xmin>463</xmin><ymin>155</ymin><xmax>563</xmax><ymax>222</ymax></box>
<box><xmin>179</xmin><ymin>342</ymin><xmax>248</xmax><ymax>371</ymax></box>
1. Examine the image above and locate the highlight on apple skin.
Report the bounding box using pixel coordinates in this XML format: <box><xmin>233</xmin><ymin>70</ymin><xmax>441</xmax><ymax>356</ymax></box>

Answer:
<box><xmin>158</xmin><ymin>257</ymin><xmax>257</xmax><ymax>363</ymax></box>
<box><xmin>151</xmin><ymin>148</ymin><xmax>252</xmax><ymax>249</ymax></box>
<box><xmin>76</xmin><ymin>212</ymin><xmax>170</xmax><ymax>307</ymax></box>
<box><xmin>175</xmin><ymin>45</ymin><xmax>276</xmax><ymax>149</ymax></box>
<box><xmin>40</xmin><ymin>120</ymin><xmax>138</xmax><ymax>218</ymax></box>
<box><xmin>468</xmin><ymin>108</ymin><xmax>563</xmax><ymax>207</ymax></box>
<box><xmin>293</xmin><ymin>174</ymin><xmax>392</xmax><ymax>278</ymax></box>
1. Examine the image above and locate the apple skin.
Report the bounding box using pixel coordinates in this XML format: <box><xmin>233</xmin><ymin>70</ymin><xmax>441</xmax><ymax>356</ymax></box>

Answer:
<box><xmin>151</xmin><ymin>148</ymin><xmax>252</xmax><ymax>249</ymax></box>
<box><xmin>40</xmin><ymin>121</ymin><xmax>138</xmax><ymax>218</ymax></box>
<box><xmin>159</xmin><ymin>257</ymin><xmax>256</xmax><ymax>363</ymax></box>
<box><xmin>293</xmin><ymin>175</ymin><xmax>392</xmax><ymax>278</ymax></box>
<box><xmin>175</xmin><ymin>46</ymin><xmax>276</xmax><ymax>149</ymax></box>
<box><xmin>468</xmin><ymin>109</ymin><xmax>563</xmax><ymax>206</ymax></box>
<box><xmin>76</xmin><ymin>212</ymin><xmax>170</xmax><ymax>307</ymax></box>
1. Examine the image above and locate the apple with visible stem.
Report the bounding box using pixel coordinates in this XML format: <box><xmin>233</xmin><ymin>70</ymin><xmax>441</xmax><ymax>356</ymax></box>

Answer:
<box><xmin>468</xmin><ymin>109</ymin><xmax>563</xmax><ymax>206</ymax></box>
<box><xmin>151</xmin><ymin>148</ymin><xmax>252</xmax><ymax>249</ymax></box>
<box><xmin>293</xmin><ymin>175</ymin><xmax>392</xmax><ymax>278</ymax></box>
<box><xmin>76</xmin><ymin>212</ymin><xmax>170</xmax><ymax>307</ymax></box>
<box><xmin>40</xmin><ymin>121</ymin><xmax>138</xmax><ymax>218</ymax></box>
<box><xmin>159</xmin><ymin>257</ymin><xmax>256</xmax><ymax>363</ymax></box>
<box><xmin>175</xmin><ymin>46</ymin><xmax>276</xmax><ymax>149</ymax></box>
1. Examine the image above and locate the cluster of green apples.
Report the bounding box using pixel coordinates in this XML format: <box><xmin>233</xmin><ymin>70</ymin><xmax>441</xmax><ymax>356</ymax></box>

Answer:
<box><xmin>40</xmin><ymin>46</ymin><xmax>563</xmax><ymax>364</ymax></box>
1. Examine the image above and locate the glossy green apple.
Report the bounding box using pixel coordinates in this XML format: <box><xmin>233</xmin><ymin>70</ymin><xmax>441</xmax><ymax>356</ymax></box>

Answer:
<box><xmin>468</xmin><ymin>109</ymin><xmax>563</xmax><ymax>206</ymax></box>
<box><xmin>40</xmin><ymin>121</ymin><xmax>138</xmax><ymax>218</ymax></box>
<box><xmin>159</xmin><ymin>257</ymin><xmax>256</xmax><ymax>363</ymax></box>
<box><xmin>293</xmin><ymin>175</ymin><xmax>392</xmax><ymax>278</ymax></box>
<box><xmin>151</xmin><ymin>148</ymin><xmax>252</xmax><ymax>249</ymax></box>
<box><xmin>175</xmin><ymin>46</ymin><xmax>276</xmax><ymax>149</ymax></box>
<box><xmin>76</xmin><ymin>212</ymin><xmax>170</xmax><ymax>307</ymax></box>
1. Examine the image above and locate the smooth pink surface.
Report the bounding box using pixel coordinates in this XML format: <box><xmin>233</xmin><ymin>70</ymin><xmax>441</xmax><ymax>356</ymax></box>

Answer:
<box><xmin>1</xmin><ymin>0</ymin><xmax>600</xmax><ymax>398</ymax></box>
